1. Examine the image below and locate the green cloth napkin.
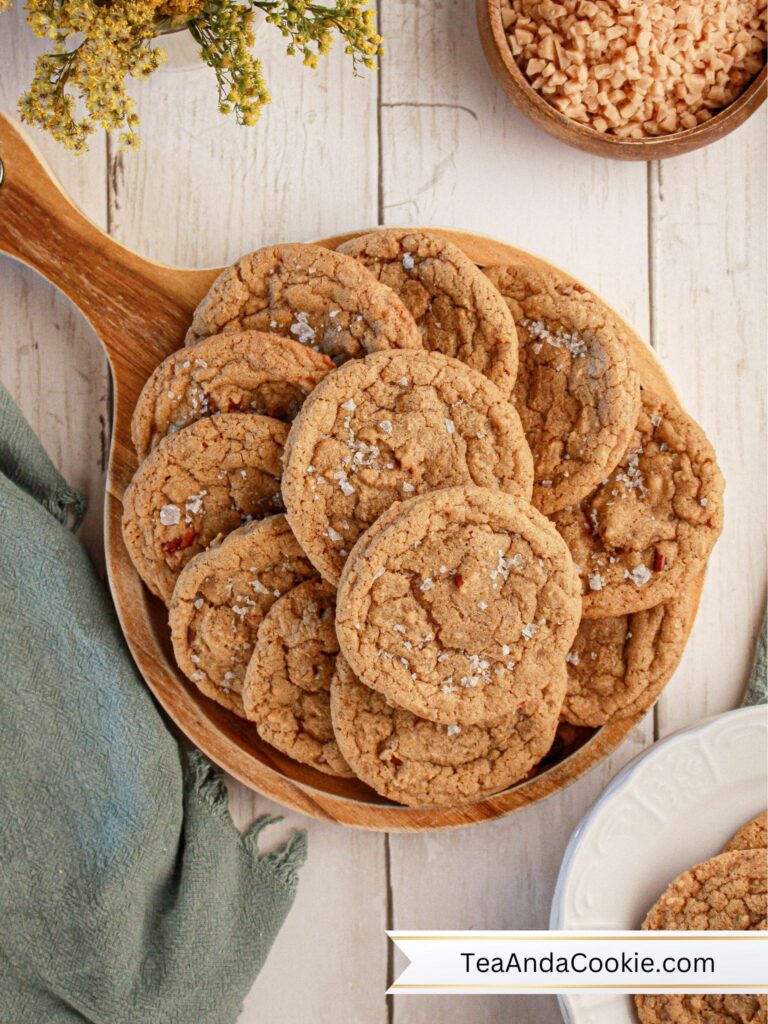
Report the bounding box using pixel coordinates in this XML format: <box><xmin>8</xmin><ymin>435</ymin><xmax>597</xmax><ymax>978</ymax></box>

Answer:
<box><xmin>742</xmin><ymin>615</ymin><xmax>767</xmax><ymax>707</ymax></box>
<box><xmin>0</xmin><ymin>382</ymin><xmax>307</xmax><ymax>1024</ymax></box>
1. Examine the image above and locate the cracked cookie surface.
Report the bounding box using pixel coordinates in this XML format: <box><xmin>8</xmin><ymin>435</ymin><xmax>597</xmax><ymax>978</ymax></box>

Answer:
<box><xmin>551</xmin><ymin>389</ymin><xmax>724</xmax><ymax>619</ymax></box>
<box><xmin>185</xmin><ymin>242</ymin><xmax>422</xmax><ymax>363</ymax></box>
<box><xmin>243</xmin><ymin>580</ymin><xmax>352</xmax><ymax>777</ymax></box>
<box><xmin>330</xmin><ymin>655</ymin><xmax>565</xmax><ymax>808</ymax></box>
<box><xmin>123</xmin><ymin>413</ymin><xmax>286</xmax><ymax>604</ymax></box>
<box><xmin>724</xmin><ymin>812</ymin><xmax>768</xmax><ymax>853</ymax></box>
<box><xmin>338</xmin><ymin>229</ymin><xmax>519</xmax><ymax>396</ymax></box>
<box><xmin>636</xmin><ymin>849</ymin><xmax>768</xmax><ymax>1024</ymax></box>
<box><xmin>282</xmin><ymin>350</ymin><xmax>534</xmax><ymax>585</ymax></box>
<box><xmin>169</xmin><ymin>515</ymin><xmax>316</xmax><ymax>717</ymax></box>
<box><xmin>336</xmin><ymin>485</ymin><xmax>580</xmax><ymax>726</ymax></box>
<box><xmin>483</xmin><ymin>262</ymin><xmax>640</xmax><ymax>514</ymax></box>
<box><xmin>131</xmin><ymin>331</ymin><xmax>333</xmax><ymax>461</ymax></box>
<box><xmin>561</xmin><ymin>581</ymin><xmax>697</xmax><ymax>728</ymax></box>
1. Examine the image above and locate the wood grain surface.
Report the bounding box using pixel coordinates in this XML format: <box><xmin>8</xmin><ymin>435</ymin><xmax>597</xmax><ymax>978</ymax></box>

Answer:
<box><xmin>1</xmin><ymin>4</ymin><xmax>765</xmax><ymax>1021</ymax></box>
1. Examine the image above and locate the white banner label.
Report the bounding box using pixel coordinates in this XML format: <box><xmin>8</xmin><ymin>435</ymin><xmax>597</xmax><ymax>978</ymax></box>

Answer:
<box><xmin>388</xmin><ymin>931</ymin><xmax>768</xmax><ymax>995</ymax></box>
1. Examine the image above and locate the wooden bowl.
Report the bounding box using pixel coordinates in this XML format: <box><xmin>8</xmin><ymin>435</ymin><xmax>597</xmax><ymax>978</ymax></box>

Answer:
<box><xmin>477</xmin><ymin>0</ymin><xmax>767</xmax><ymax>161</ymax></box>
<box><xmin>0</xmin><ymin>113</ymin><xmax>706</xmax><ymax>831</ymax></box>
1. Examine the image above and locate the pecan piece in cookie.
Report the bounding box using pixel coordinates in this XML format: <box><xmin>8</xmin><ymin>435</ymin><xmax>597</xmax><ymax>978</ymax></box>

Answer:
<box><xmin>185</xmin><ymin>242</ymin><xmax>422</xmax><ymax>363</ymax></box>
<box><xmin>483</xmin><ymin>262</ymin><xmax>640</xmax><ymax>514</ymax></box>
<box><xmin>243</xmin><ymin>581</ymin><xmax>352</xmax><ymax>777</ymax></box>
<box><xmin>338</xmin><ymin>229</ymin><xmax>518</xmax><ymax>396</ymax></box>
<box><xmin>123</xmin><ymin>414</ymin><xmax>286</xmax><ymax>604</ymax></box>
<box><xmin>551</xmin><ymin>389</ymin><xmax>724</xmax><ymax>619</ymax></box>
<box><xmin>282</xmin><ymin>350</ymin><xmax>534</xmax><ymax>585</ymax></box>
<box><xmin>336</xmin><ymin>485</ymin><xmax>580</xmax><ymax>726</ymax></box>
<box><xmin>169</xmin><ymin>515</ymin><xmax>316</xmax><ymax>717</ymax></box>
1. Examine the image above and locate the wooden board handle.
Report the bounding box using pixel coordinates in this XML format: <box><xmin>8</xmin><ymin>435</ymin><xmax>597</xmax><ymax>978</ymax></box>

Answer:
<box><xmin>0</xmin><ymin>112</ymin><xmax>217</xmax><ymax>380</ymax></box>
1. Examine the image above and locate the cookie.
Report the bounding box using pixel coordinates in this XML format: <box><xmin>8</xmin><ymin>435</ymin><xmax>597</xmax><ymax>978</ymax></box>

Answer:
<box><xmin>338</xmin><ymin>229</ymin><xmax>519</xmax><ymax>396</ymax></box>
<box><xmin>185</xmin><ymin>242</ymin><xmax>422</xmax><ymax>363</ymax></box>
<box><xmin>551</xmin><ymin>389</ymin><xmax>724</xmax><ymax>619</ymax></box>
<box><xmin>242</xmin><ymin>581</ymin><xmax>352</xmax><ymax>777</ymax></box>
<box><xmin>122</xmin><ymin>414</ymin><xmax>286</xmax><ymax>604</ymax></box>
<box><xmin>330</xmin><ymin>655</ymin><xmax>565</xmax><ymax>808</ymax></box>
<box><xmin>483</xmin><ymin>262</ymin><xmax>640</xmax><ymax>514</ymax></box>
<box><xmin>336</xmin><ymin>485</ymin><xmax>581</xmax><ymax>726</ymax></box>
<box><xmin>282</xmin><ymin>349</ymin><xmax>534</xmax><ymax>585</ymax></box>
<box><xmin>641</xmin><ymin>850</ymin><xmax>767</xmax><ymax>931</ymax></box>
<box><xmin>169</xmin><ymin>515</ymin><xmax>316</xmax><ymax>716</ymax></box>
<box><xmin>561</xmin><ymin>580</ymin><xmax>697</xmax><ymax>728</ymax></box>
<box><xmin>636</xmin><ymin>994</ymin><xmax>766</xmax><ymax>1024</ymax></box>
<box><xmin>636</xmin><ymin>849</ymin><xmax>768</xmax><ymax>1024</ymax></box>
<box><xmin>131</xmin><ymin>330</ymin><xmax>333</xmax><ymax>461</ymax></box>
<box><xmin>724</xmin><ymin>812</ymin><xmax>768</xmax><ymax>853</ymax></box>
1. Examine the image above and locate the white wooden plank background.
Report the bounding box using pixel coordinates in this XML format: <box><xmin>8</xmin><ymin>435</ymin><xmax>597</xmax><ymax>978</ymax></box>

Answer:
<box><xmin>0</xmin><ymin>2</ymin><xmax>765</xmax><ymax>1022</ymax></box>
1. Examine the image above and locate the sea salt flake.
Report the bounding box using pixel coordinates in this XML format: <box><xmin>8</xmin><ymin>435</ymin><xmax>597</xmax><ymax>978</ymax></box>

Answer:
<box><xmin>193</xmin><ymin>597</ymin><xmax>204</xmax><ymax>610</ymax></box>
<box><xmin>379</xmin><ymin>419</ymin><xmax>393</xmax><ymax>434</ymax></box>
<box><xmin>444</xmin><ymin>418</ymin><xmax>456</xmax><ymax>435</ymax></box>
<box><xmin>402</xmin><ymin>482</ymin><xmax>415</xmax><ymax>493</ymax></box>
<box><xmin>341</xmin><ymin>399</ymin><xmax>356</xmax><ymax>412</ymax></box>
<box><xmin>250</xmin><ymin>579</ymin><xmax>270</xmax><ymax>595</ymax></box>
<box><xmin>372</xmin><ymin>567</ymin><xmax>386</xmax><ymax>582</ymax></box>
<box><xmin>625</xmin><ymin>564</ymin><xmax>652</xmax><ymax>586</ymax></box>
<box><xmin>419</xmin><ymin>577</ymin><xmax>434</xmax><ymax>591</ymax></box>
<box><xmin>588</xmin><ymin>570</ymin><xmax>605</xmax><ymax>592</ymax></box>
<box><xmin>159</xmin><ymin>504</ymin><xmax>180</xmax><ymax>526</ymax></box>
<box><xmin>521</xmin><ymin>623</ymin><xmax>537</xmax><ymax>640</ymax></box>
<box><xmin>327</xmin><ymin>526</ymin><xmax>343</xmax><ymax>543</ymax></box>
<box><xmin>290</xmin><ymin>311</ymin><xmax>316</xmax><ymax>346</ymax></box>
<box><xmin>565</xmin><ymin>650</ymin><xmax>580</xmax><ymax>666</ymax></box>
<box><xmin>402</xmin><ymin>252</ymin><xmax>415</xmax><ymax>270</ymax></box>
<box><xmin>446</xmin><ymin>725</ymin><xmax>461</xmax><ymax>737</ymax></box>
<box><xmin>339</xmin><ymin>479</ymin><xmax>355</xmax><ymax>496</ymax></box>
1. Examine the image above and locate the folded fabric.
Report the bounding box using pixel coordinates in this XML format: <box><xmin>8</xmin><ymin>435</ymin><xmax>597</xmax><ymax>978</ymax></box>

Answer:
<box><xmin>742</xmin><ymin>613</ymin><xmax>767</xmax><ymax>707</ymax></box>
<box><xmin>0</xmin><ymin>382</ymin><xmax>306</xmax><ymax>1024</ymax></box>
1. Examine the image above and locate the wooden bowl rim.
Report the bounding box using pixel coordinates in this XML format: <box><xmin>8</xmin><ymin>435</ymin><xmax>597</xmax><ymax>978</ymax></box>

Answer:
<box><xmin>478</xmin><ymin>0</ymin><xmax>768</xmax><ymax>161</ymax></box>
<box><xmin>106</xmin><ymin>226</ymin><xmax>706</xmax><ymax>832</ymax></box>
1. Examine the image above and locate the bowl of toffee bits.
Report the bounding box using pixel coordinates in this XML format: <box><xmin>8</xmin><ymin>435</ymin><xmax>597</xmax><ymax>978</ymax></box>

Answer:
<box><xmin>477</xmin><ymin>0</ymin><xmax>767</xmax><ymax>159</ymax></box>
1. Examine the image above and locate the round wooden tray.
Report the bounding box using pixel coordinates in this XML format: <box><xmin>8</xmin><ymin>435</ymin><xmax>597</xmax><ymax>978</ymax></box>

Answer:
<box><xmin>0</xmin><ymin>113</ymin><xmax>704</xmax><ymax>831</ymax></box>
<box><xmin>477</xmin><ymin>0</ymin><xmax>767</xmax><ymax>161</ymax></box>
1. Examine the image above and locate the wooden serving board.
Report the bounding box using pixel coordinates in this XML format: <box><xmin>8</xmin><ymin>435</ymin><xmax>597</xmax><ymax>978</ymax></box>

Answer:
<box><xmin>0</xmin><ymin>112</ymin><xmax>704</xmax><ymax>831</ymax></box>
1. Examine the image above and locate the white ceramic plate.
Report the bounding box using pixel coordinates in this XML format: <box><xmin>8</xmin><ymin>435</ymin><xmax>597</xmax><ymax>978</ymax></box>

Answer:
<box><xmin>550</xmin><ymin>704</ymin><xmax>768</xmax><ymax>1024</ymax></box>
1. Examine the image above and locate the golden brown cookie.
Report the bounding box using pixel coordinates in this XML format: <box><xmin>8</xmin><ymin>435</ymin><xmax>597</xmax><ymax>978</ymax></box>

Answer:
<box><xmin>636</xmin><ymin>994</ymin><xmax>766</xmax><ymax>1024</ymax></box>
<box><xmin>243</xmin><ymin>580</ymin><xmax>352</xmax><ymax>777</ymax></box>
<box><xmin>338</xmin><ymin>229</ymin><xmax>519</xmax><ymax>396</ymax></box>
<box><xmin>131</xmin><ymin>330</ymin><xmax>333</xmax><ymax>461</ymax></box>
<box><xmin>330</xmin><ymin>655</ymin><xmax>565</xmax><ymax>808</ymax></box>
<box><xmin>636</xmin><ymin>849</ymin><xmax>768</xmax><ymax>1024</ymax></box>
<box><xmin>169</xmin><ymin>515</ymin><xmax>316</xmax><ymax>717</ymax></box>
<box><xmin>185</xmin><ymin>242</ymin><xmax>422</xmax><ymax>363</ymax></box>
<box><xmin>552</xmin><ymin>389</ymin><xmax>724</xmax><ymax>619</ymax></box>
<box><xmin>282</xmin><ymin>349</ymin><xmax>534</xmax><ymax>585</ymax></box>
<box><xmin>724</xmin><ymin>813</ymin><xmax>768</xmax><ymax>853</ymax></box>
<box><xmin>336</xmin><ymin>485</ymin><xmax>580</xmax><ymax>726</ymax></box>
<box><xmin>561</xmin><ymin>580</ymin><xmax>698</xmax><ymax>728</ymax></box>
<box><xmin>122</xmin><ymin>414</ymin><xmax>286</xmax><ymax>604</ymax></box>
<box><xmin>483</xmin><ymin>262</ymin><xmax>641</xmax><ymax>514</ymax></box>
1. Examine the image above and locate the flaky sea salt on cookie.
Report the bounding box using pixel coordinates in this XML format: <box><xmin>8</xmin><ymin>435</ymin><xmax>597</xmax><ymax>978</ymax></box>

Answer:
<box><xmin>552</xmin><ymin>388</ymin><xmax>724</xmax><ymax>619</ymax></box>
<box><xmin>243</xmin><ymin>580</ymin><xmax>353</xmax><ymax>777</ymax></box>
<box><xmin>169</xmin><ymin>515</ymin><xmax>316</xmax><ymax>717</ymax></box>
<box><xmin>131</xmin><ymin>330</ymin><xmax>333</xmax><ymax>461</ymax></box>
<box><xmin>282</xmin><ymin>349</ymin><xmax>534</xmax><ymax>585</ymax></box>
<box><xmin>185</xmin><ymin>242</ymin><xmax>422</xmax><ymax>364</ymax></box>
<box><xmin>636</xmin><ymin>849</ymin><xmax>767</xmax><ymax>1024</ymax></box>
<box><xmin>338</xmin><ymin>229</ymin><xmax>519</xmax><ymax>397</ymax></box>
<box><xmin>123</xmin><ymin>413</ymin><xmax>286</xmax><ymax>605</ymax></box>
<box><xmin>330</xmin><ymin>655</ymin><xmax>565</xmax><ymax>808</ymax></box>
<box><xmin>483</xmin><ymin>262</ymin><xmax>640</xmax><ymax>514</ymax></box>
<box><xmin>561</xmin><ymin>581</ymin><xmax>697</xmax><ymax>728</ymax></box>
<box><xmin>336</xmin><ymin>485</ymin><xmax>580</xmax><ymax>727</ymax></box>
